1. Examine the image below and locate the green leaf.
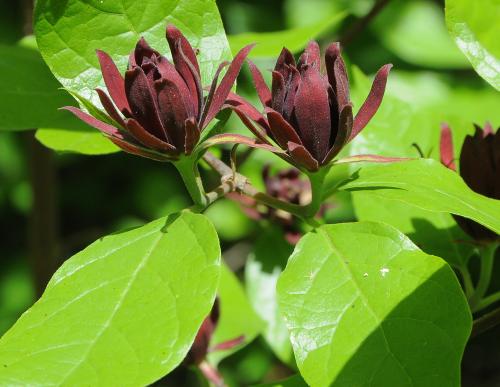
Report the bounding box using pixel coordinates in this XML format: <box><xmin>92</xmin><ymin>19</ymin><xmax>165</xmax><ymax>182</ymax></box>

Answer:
<box><xmin>334</xmin><ymin>159</ymin><xmax>500</xmax><ymax>235</ymax></box>
<box><xmin>373</xmin><ymin>0</ymin><xmax>469</xmax><ymax>68</ymax></box>
<box><xmin>277</xmin><ymin>222</ymin><xmax>471</xmax><ymax>387</ymax></box>
<box><xmin>36</xmin><ymin>127</ymin><xmax>119</xmax><ymax>155</ymax></box>
<box><xmin>445</xmin><ymin>0</ymin><xmax>500</xmax><ymax>90</ymax></box>
<box><xmin>245</xmin><ymin>227</ymin><xmax>294</xmax><ymax>364</ymax></box>
<box><xmin>351</xmin><ymin>193</ymin><xmax>474</xmax><ymax>268</ymax></box>
<box><xmin>0</xmin><ymin>211</ymin><xmax>221</xmax><ymax>386</ymax></box>
<box><xmin>228</xmin><ymin>13</ymin><xmax>345</xmax><ymax>58</ymax></box>
<box><xmin>34</xmin><ymin>0</ymin><xmax>232</xmax><ymax>106</ymax></box>
<box><xmin>208</xmin><ymin>264</ymin><xmax>264</xmax><ymax>365</ymax></box>
<box><xmin>0</xmin><ymin>42</ymin><xmax>89</xmax><ymax>131</ymax></box>
<box><xmin>254</xmin><ymin>374</ymin><xmax>308</xmax><ymax>387</ymax></box>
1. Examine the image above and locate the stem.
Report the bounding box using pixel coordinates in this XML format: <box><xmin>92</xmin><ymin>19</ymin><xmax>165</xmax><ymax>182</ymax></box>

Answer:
<box><xmin>475</xmin><ymin>291</ymin><xmax>500</xmax><ymax>312</ymax></box>
<box><xmin>458</xmin><ymin>266</ymin><xmax>474</xmax><ymax>300</ymax></box>
<box><xmin>303</xmin><ymin>168</ymin><xmax>329</xmax><ymax>218</ymax></box>
<box><xmin>470</xmin><ymin>243</ymin><xmax>499</xmax><ymax>312</ymax></box>
<box><xmin>471</xmin><ymin>307</ymin><xmax>500</xmax><ymax>338</ymax></box>
<box><xmin>174</xmin><ymin>156</ymin><xmax>208</xmax><ymax>209</ymax></box>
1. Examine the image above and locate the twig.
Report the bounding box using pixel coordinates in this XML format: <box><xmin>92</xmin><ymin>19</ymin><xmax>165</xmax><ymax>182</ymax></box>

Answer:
<box><xmin>471</xmin><ymin>307</ymin><xmax>500</xmax><ymax>338</ymax></box>
<box><xmin>339</xmin><ymin>0</ymin><xmax>391</xmax><ymax>46</ymax></box>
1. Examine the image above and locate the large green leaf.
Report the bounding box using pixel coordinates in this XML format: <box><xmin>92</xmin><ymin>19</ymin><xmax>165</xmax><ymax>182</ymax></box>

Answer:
<box><xmin>373</xmin><ymin>0</ymin><xmax>469</xmax><ymax>68</ymax></box>
<box><xmin>245</xmin><ymin>227</ymin><xmax>294</xmax><ymax>364</ymax></box>
<box><xmin>277</xmin><ymin>222</ymin><xmax>471</xmax><ymax>387</ymax></box>
<box><xmin>35</xmin><ymin>127</ymin><xmax>119</xmax><ymax>155</ymax></box>
<box><xmin>208</xmin><ymin>264</ymin><xmax>264</xmax><ymax>365</ymax></box>
<box><xmin>0</xmin><ymin>211</ymin><xmax>221</xmax><ymax>386</ymax></box>
<box><xmin>0</xmin><ymin>41</ymin><xmax>90</xmax><ymax>131</ymax></box>
<box><xmin>351</xmin><ymin>193</ymin><xmax>474</xmax><ymax>269</ymax></box>
<box><xmin>333</xmin><ymin>159</ymin><xmax>500</xmax><ymax>235</ymax></box>
<box><xmin>445</xmin><ymin>0</ymin><xmax>500</xmax><ymax>90</ymax></box>
<box><xmin>228</xmin><ymin>13</ymin><xmax>345</xmax><ymax>58</ymax></box>
<box><xmin>34</xmin><ymin>0</ymin><xmax>232</xmax><ymax>106</ymax></box>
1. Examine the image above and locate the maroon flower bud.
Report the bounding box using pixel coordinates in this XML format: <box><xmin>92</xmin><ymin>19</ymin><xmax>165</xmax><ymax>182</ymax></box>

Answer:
<box><xmin>64</xmin><ymin>24</ymin><xmax>253</xmax><ymax>161</ymax></box>
<box><xmin>226</xmin><ymin>41</ymin><xmax>392</xmax><ymax>171</ymax></box>
<box><xmin>440</xmin><ymin>122</ymin><xmax>500</xmax><ymax>242</ymax></box>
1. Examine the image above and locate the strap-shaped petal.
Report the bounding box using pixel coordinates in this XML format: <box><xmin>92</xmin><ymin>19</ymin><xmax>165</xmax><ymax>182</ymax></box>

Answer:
<box><xmin>293</xmin><ymin>65</ymin><xmax>331</xmax><ymax>161</ymax></box>
<box><xmin>109</xmin><ymin>136</ymin><xmax>173</xmax><ymax>161</ymax></box>
<box><xmin>248</xmin><ymin>60</ymin><xmax>272</xmax><ymax>108</ymax></box>
<box><xmin>298</xmin><ymin>41</ymin><xmax>321</xmax><ymax>70</ymax></box>
<box><xmin>323</xmin><ymin>103</ymin><xmax>353</xmax><ymax>164</ymax></box>
<box><xmin>439</xmin><ymin>123</ymin><xmax>456</xmax><ymax>171</ymax></box>
<box><xmin>333</xmin><ymin>55</ymin><xmax>350</xmax><ymax>108</ymax></box>
<box><xmin>324</xmin><ymin>42</ymin><xmax>341</xmax><ymax>90</ymax></box>
<box><xmin>95</xmin><ymin>88</ymin><xmax>126</xmax><ymax>128</ymax></box>
<box><xmin>133</xmin><ymin>37</ymin><xmax>160</xmax><ymax>66</ymax></box>
<box><xmin>282</xmin><ymin>66</ymin><xmax>300</xmax><ymax>122</ymax></box>
<box><xmin>96</xmin><ymin>50</ymin><xmax>130</xmax><ymax>113</ymax></box>
<box><xmin>225</xmin><ymin>93</ymin><xmax>270</xmax><ymax>131</ymax></box>
<box><xmin>287</xmin><ymin>142</ymin><xmax>319</xmax><ymax>171</ymax></box>
<box><xmin>265</xmin><ymin>107</ymin><xmax>302</xmax><ymax>149</ymax></box>
<box><xmin>203</xmin><ymin>44</ymin><xmax>255</xmax><ymax>125</ymax></box>
<box><xmin>274</xmin><ymin>47</ymin><xmax>295</xmax><ymax>73</ymax></box>
<box><xmin>333</xmin><ymin>154</ymin><xmax>411</xmax><ymax>164</ymax></box>
<box><xmin>271</xmin><ymin>70</ymin><xmax>286</xmax><ymax>113</ymax></box>
<box><xmin>166</xmin><ymin>25</ymin><xmax>202</xmax><ymax>117</ymax></box>
<box><xmin>351</xmin><ymin>64</ymin><xmax>392</xmax><ymax>141</ymax></box>
<box><xmin>155</xmin><ymin>78</ymin><xmax>191</xmax><ymax>150</ymax></box>
<box><xmin>223</xmin><ymin>103</ymin><xmax>270</xmax><ymax>144</ymax></box>
<box><xmin>126</xmin><ymin>118</ymin><xmax>176</xmax><ymax>152</ymax></box>
<box><xmin>202</xmin><ymin>134</ymin><xmax>282</xmax><ymax>153</ymax></box>
<box><xmin>199</xmin><ymin>61</ymin><xmax>230</xmax><ymax>129</ymax></box>
<box><xmin>125</xmin><ymin>67</ymin><xmax>168</xmax><ymax>141</ymax></box>
<box><xmin>184</xmin><ymin>117</ymin><xmax>200</xmax><ymax>155</ymax></box>
<box><xmin>61</xmin><ymin>106</ymin><xmax>123</xmax><ymax>138</ymax></box>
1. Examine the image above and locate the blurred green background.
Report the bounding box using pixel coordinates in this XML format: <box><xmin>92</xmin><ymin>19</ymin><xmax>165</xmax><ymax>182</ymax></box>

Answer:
<box><xmin>1</xmin><ymin>0</ymin><xmax>499</xmax><ymax>385</ymax></box>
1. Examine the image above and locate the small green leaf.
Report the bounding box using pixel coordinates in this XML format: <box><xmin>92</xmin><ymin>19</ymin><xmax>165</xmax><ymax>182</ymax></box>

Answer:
<box><xmin>0</xmin><ymin>43</ymin><xmax>89</xmax><ymax>131</ymax></box>
<box><xmin>334</xmin><ymin>159</ymin><xmax>500</xmax><ymax>235</ymax></box>
<box><xmin>446</xmin><ymin>0</ymin><xmax>500</xmax><ymax>90</ymax></box>
<box><xmin>34</xmin><ymin>0</ymin><xmax>232</xmax><ymax>106</ymax></box>
<box><xmin>245</xmin><ymin>227</ymin><xmax>294</xmax><ymax>364</ymax></box>
<box><xmin>208</xmin><ymin>264</ymin><xmax>264</xmax><ymax>365</ymax></box>
<box><xmin>0</xmin><ymin>211</ymin><xmax>221</xmax><ymax>386</ymax></box>
<box><xmin>35</xmin><ymin>127</ymin><xmax>119</xmax><ymax>155</ymax></box>
<box><xmin>228</xmin><ymin>13</ymin><xmax>345</xmax><ymax>58</ymax></box>
<box><xmin>277</xmin><ymin>222</ymin><xmax>471</xmax><ymax>387</ymax></box>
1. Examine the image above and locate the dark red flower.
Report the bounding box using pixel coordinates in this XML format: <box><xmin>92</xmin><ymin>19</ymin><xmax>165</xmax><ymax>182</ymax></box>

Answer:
<box><xmin>440</xmin><ymin>122</ymin><xmax>500</xmax><ymax>242</ymax></box>
<box><xmin>226</xmin><ymin>41</ymin><xmax>392</xmax><ymax>171</ymax></box>
<box><xmin>64</xmin><ymin>24</ymin><xmax>253</xmax><ymax>161</ymax></box>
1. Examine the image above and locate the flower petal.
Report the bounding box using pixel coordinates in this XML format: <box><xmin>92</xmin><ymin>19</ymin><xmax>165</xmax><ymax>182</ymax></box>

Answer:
<box><xmin>351</xmin><ymin>64</ymin><xmax>392</xmax><ymax>141</ymax></box>
<box><xmin>203</xmin><ymin>43</ymin><xmax>255</xmax><ymax>125</ymax></box>
<box><xmin>155</xmin><ymin>78</ymin><xmax>190</xmax><ymax>150</ymax></box>
<box><xmin>333</xmin><ymin>55</ymin><xmax>350</xmax><ymax>108</ymax></box>
<box><xmin>271</xmin><ymin>70</ymin><xmax>286</xmax><ymax>113</ymax></box>
<box><xmin>298</xmin><ymin>41</ymin><xmax>321</xmax><ymax>70</ymax></box>
<box><xmin>265</xmin><ymin>107</ymin><xmax>302</xmax><ymax>149</ymax></box>
<box><xmin>125</xmin><ymin>67</ymin><xmax>168</xmax><ymax>141</ymax></box>
<box><xmin>184</xmin><ymin>117</ymin><xmax>200</xmax><ymax>155</ymax></box>
<box><xmin>225</xmin><ymin>93</ymin><xmax>270</xmax><ymax>131</ymax></box>
<box><xmin>126</xmin><ymin>118</ymin><xmax>176</xmax><ymax>153</ymax></box>
<box><xmin>223</xmin><ymin>102</ymin><xmax>271</xmax><ymax>144</ymax></box>
<box><xmin>61</xmin><ymin>106</ymin><xmax>122</xmax><ymax>138</ymax></box>
<box><xmin>275</xmin><ymin>47</ymin><xmax>295</xmax><ymax>73</ymax></box>
<box><xmin>333</xmin><ymin>154</ymin><xmax>411</xmax><ymax>164</ymax></box>
<box><xmin>96</xmin><ymin>50</ymin><xmax>130</xmax><ymax>113</ymax></box>
<box><xmin>95</xmin><ymin>88</ymin><xmax>126</xmax><ymax>128</ymax></box>
<box><xmin>324</xmin><ymin>42</ymin><xmax>341</xmax><ymax>90</ymax></box>
<box><xmin>439</xmin><ymin>123</ymin><xmax>456</xmax><ymax>171</ymax></box>
<box><xmin>109</xmin><ymin>136</ymin><xmax>172</xmax><ymax>161</ymax></box>
<box><xmin>248</xmin><ymin>60</ymin><xmax>272</xmax><ymax>108</ymax></box>
<box><xmin>293</xmin><ymin>65</ymin><xmax>331</xmax><ymax>161</ymax></box>
<box><xmin>287</xmin><ymin>142</ymin><xmax>319</xmax><ymax>171</ymax></box>
<box><xmin>199</xmin><ymin>61</ymin><xmax>230</xmax><ymax>129</ymax></box>
<box><xmin>202</xmin><ymin>134</ymin><xmax>282</xmax><ymax>153</ymax></box>
<box><xmin>282</xmin><ymin>66</ymin><xmax>300</xmax><ymax>122</ymax></box>
<box><xmin>323</xmin><ymin>103</ymin><xmax>353</xmax><ymax>164</ymax></box>
<box><xmin>133</xmin><ymin>37</ymin><xmax>159</xmax><ymax>66</ymax></box>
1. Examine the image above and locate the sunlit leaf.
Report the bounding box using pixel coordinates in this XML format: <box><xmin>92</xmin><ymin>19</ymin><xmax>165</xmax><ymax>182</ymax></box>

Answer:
<box><xmin>446</xmin><ymin>0</ymin><xmax>500</xmax><ymax>90</ymax></box>
<box><xmin>278</xmin><ymin>222</ymin><xmax>471</xmax><ymax>386</ymax></box>
<box><xmin>0</xmin><ymin>211</ymin><xmax>221</xmax><ymax>386</ymax></box>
